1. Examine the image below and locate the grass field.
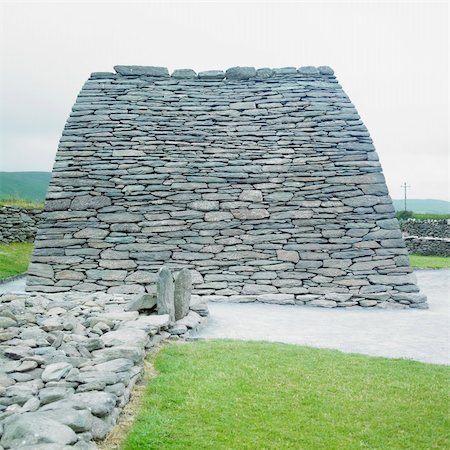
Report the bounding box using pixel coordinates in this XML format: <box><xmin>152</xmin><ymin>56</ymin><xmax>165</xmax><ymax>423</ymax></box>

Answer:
<box><xmin>121</xmin><ymin>341</ymin><xmax>449</xmax><ymax>450</ymax></box>
<box><xmin>0</xmin><ymin>198</ymin><xmax>44</xmax><ymax>209</ymax></box>
<box><xmin>0</xmin><ymin>243</ymin><xmax>33</xmax><ymax>280</ymax></box>
<box><xmin>409</xmin><ymin>254</ymin><xmax>450</xmax><ymax>269</ymax></box>
<box><xmin>410</xmin><ymin>213</ymin><xmax>450</xmax><ymax>220</ymax></box>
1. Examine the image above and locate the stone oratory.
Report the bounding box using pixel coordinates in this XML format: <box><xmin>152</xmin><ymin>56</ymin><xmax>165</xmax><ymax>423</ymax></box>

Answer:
<box><xmin>27</xmin><ymin>65</ymin><xmax>427</xmax><ymax>308</ymax></box>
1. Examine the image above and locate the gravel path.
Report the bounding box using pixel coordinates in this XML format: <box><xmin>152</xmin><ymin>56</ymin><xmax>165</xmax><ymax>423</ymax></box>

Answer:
<box><xmin>0</xmin><ymin>276</ymin><xmax>26</xmax><ymax>294</ymax></box>
<box><xmin>192</xmin><ymin>270</ymin><xmax>449</xmax><ymax>365</ymax></box>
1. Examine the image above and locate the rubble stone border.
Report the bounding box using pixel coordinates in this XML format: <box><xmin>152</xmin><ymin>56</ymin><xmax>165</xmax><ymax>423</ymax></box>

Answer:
<box><xmin>0</xmin><ymin>267</ymin><xmax>208</xmax><ymax>449</ymax></box>
<box><xmin>0</xmin><ymin>206</ymin><xmax>42</xmax><ymax>244</ymax></box>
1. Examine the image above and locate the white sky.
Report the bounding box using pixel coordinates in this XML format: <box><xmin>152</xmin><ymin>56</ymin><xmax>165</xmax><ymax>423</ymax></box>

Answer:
<box><xmin>0</xmin><ymin>0</ymin><xmax>448</xmax><ymax>200</ymax></box>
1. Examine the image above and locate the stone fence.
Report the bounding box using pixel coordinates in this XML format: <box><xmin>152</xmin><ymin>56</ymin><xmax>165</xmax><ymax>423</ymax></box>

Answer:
<box><xmin>0</xmin><ymin>206</ymin><xmax>42</xmax><ymax>244</ymax></box>
<box><xmin>399</xmin><ymin>219</ymin><xmax>450</xmax><ymax>257</ymax></box>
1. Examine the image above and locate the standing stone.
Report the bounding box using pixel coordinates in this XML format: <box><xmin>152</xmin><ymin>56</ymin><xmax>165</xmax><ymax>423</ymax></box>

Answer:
<box><xmin>174</xmin><ymin>269</ymin><xmax>192</xmax><ymax>320</ymax></box>
<box><xmin>157</xmin><ymin>266</ymin><xmax>175</xmax><ymax>321</ymax></box>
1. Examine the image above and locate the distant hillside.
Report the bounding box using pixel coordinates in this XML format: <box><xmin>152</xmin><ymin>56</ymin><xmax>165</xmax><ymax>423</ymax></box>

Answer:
<box><xmin>392</xmin><ymin>199</ymin><xmax>450</xmax><ymax>214</ymax></box>
<box><xmin>0</xmin><ymin>172</ymin><xmax>51</xmax><ymax>202</ymax></box>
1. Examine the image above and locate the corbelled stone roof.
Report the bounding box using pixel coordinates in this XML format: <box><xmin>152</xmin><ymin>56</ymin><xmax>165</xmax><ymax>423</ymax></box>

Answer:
<box><xmin>109</xmin><ymin>65</ymin><xmax>334</xmax><ymax>80</ymax></box>
<box><xmin>26</xmin><ymin>64</ymin><xmax>427</xmax><ymax>309</ymax></box>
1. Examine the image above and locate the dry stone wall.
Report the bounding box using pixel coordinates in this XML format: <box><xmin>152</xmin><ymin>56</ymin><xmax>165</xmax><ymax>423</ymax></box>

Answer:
<box><xmin>400</xmin><ymin>219</ymin><xmax>450</xmax><ymax>257</ymax></box>
<box><xmin>27</xmin><ymin>65</ymin><xmax>426</xmax><ymax>308</ymax></box>
<box><xmin>0</xmin><ymin>207</ymin><xmax>42</xmax><ymax>244</ymax></box>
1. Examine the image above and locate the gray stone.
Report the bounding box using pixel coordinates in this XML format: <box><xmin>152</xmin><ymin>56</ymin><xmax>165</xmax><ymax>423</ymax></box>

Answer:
<box><xmin>157</xmin><ymin>266</ymin><xmax>175</xmax><ymax>321</ymax></box>
<box><xmin>325</xmin><ymin>293</ymin><xmax>353</xmax><ymax>302</ymax></box>
<box><xmin>231</xmin><ymin>209</ymin><xmax>269</xmax><ymax>220</ymax></box>
<box><xmin>239</xmin><ymin>190</ymin><xmax>263</xmax><ymax>202</ymax></box>
<box><xmin>125</xmin><ymin>293</ymin><xmax>157</xmax><ymax>312</ymax></box>
<box><xmin>1</xmin><ymin>413</ymin><xmax>77</xmax><ymax>447</ymax></box>
<box><xmin>71</xmin><ymin>195</ymin><xmax>111</xmax><ymax>210</ymax></box>
<box><xmin>174</xmin><ymin>268</ymin><xmax>192</xmax><ymax>320</ymax></box>
<box><xmin>20</xmin><ymin>396</ymin><xmax>41</xmax><ymax>412</ymax></box>
<box><xmin>41</xmin><ymin>362</ymin><xmax>73</xmax><ymax>382</ymax></box>
<box><xmin>190</xmin><ymin>200</ymin><xmax>219</xmax><ymax>211</ymax></box>
<box><xmin>101</xmin><ymin>327</ymin><xmax>148</xmax><ymax>347</ymax></box>
<box><xmin>93</xmin><ymin>358</ymin><xmax>134</xmax><ymax>373</ymax></box>
<box><xmin>177</xmin><ymin>311</ymin><xmax>202</xmax><ymax>329</ymax></box>
<box><xmin>45</xmin><ymin>198</ymin><xmax>71</xmax><ymax>211</ymax></box>
<box><xmin>391</xmin><ymin>293</ymin><xmax>427</xmax><ymax>303</ymax></box>
<box><xmin>359</xmin><ymin>300</ymin><xmax>378</xmax><ymax>307</ymax></box>
<box><xmin>97</xmin><ymin>212</ymin><xmax>143</xmax><ymax>223</ymax></box>
<box><xmin>114</xmin><ymin>65</ymin><xmax>169</xmax><ymax>76</ymax></box>
<box><xmin>168</xmin><ymin>324</ymin><xmax>188</xmax><ymax>335</ymax></box>
<box><xmin>197</xmin><ymin>70</ymin><xmax>225</xmax><ymax>79</ymax></box>
<box><xmin>39</xmin><ymin>386</ymin><xmax>73</xmax><ymax>405</ymax></box>
<box><xmin>297</xmin><ymin>66</ymin><xmax>319</xmax><ymax>75</ymax></box>
<box><xmin>70</xmin><ymin>391</ymin><xmax>117</xmax><ymax>417</ymax></box>
<box><xmin>42</xmin><ymin>407</ymin><xmax>94</xmax><ymax>433</ymax></box>
<box><xmin>74</xmin><ymin>228</ymin><xmax>109</xmax><ymax>239</ymax></box>
<box><xmin>0</xmin><ymin>316</ymin><xmax>17</xmax><ymax>328</ymax></box>
<box><xmin>368</xmin><ymin>274</ymin><xmax>416</xmax><ymax>285</ymax></box>
<box><xmin>273</xmin><ymin>67</ymin><xmax>297</xmax><ymax>75</ymax></box>
<box><xmin>318</xmin><ymin>65</ymin><xmax>334</xmax><ymax>75</ymax></box>
<box><xmin>309</xmin><ymin>299</ymin><xmax>337</xmax><ymax>308</ymax></box>
<box><xmin>204</xmin><ymin>211</ymin><xmax>233</xmax><ymax>221</ymax></box>
<box><xmin>229</xmin><ymin>101</ymin><xmax>256</xmax><ymax>110</ymax></box>
<box><xmin>129</xmin><ymin>314</ymin><xmax>170</xmax><ymax>330</ymax></box>
<box><xmin>256</xmin><ymin>68</ymin><xmax>273</xmax><ymax>78</ymax></box>
<box><xmin>28</xmin><ymin>263</ymin><xmax>54</xmax><ymax>279</ymax></box>
<box><xmin>225</xmin><ymin>66</ymin><xmax>256</xmax><ymax>80</ymax></box>
<box><xmin>276</xmin><ymin>250</ymin><xmax>299</xmax><ymax>263</ymax></box>
<box><xmin>86</xmin><ymin>269</ymin><xmax>127</xmax><ymax>281</ymax></box>
<box><xmin>172</xmin><ymin>68</ymin><xmax>197</xmax><ymax>79</ymax></box>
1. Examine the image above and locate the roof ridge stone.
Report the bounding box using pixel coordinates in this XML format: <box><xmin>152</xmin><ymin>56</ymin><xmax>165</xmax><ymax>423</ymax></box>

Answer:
<box><xmin>111</xmin><ymin>65</ymin><xmax>334</xmax><ymax>79</ymax></box>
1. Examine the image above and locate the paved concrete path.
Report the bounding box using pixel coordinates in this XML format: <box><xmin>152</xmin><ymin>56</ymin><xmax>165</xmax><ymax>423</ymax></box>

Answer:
<box><xmin>0</xmin><ymin>276</ymin><xmax>26</xmax><ymax>294</ymax></box>
<box><xmin>192</xmin><ymin>270</ymin><xmax>449</xmax><ymax>365</ymax></box>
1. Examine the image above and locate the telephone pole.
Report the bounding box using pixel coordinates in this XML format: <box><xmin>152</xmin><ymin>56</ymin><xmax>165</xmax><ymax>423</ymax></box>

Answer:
<box><xmin>401</xmin><ymin>182</ymin><xmax>410</xmax><ymax>211</ymax></box>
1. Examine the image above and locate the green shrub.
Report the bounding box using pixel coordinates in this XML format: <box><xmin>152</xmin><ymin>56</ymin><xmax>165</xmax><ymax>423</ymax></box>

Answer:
<box><xmin>396</xmin><ymin>210</ymin><xmax>413</xmax><ymax>220</ymax></box>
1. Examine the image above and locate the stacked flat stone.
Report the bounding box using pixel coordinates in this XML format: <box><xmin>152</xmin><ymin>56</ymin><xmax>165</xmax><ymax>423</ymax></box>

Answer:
<box><xmin>400</xmin><ymin>219</ymin><xmax>449</xmax><ymax>239</ymax></box>
<box><xmin>399</xmin><ymin>219</ymin><xmax>449</xmax><ymax>256</ymax></box>
<box><xmin>0</xmin><ymin>206</ymin><xmax>42</xmax><ymax>244</ymax></box>
<box><xmin>26</xmin><ymin>65</ymin><xmax>427</xmax><ymax>308</ymax></box>
<box><xmin>0</xmin><ymin>291</ymin><xmax>208</xmax><ymax>449</ymax></box>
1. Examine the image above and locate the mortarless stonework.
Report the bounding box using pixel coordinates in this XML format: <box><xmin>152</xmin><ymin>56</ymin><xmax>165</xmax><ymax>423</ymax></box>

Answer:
<box><xmin>26</xmin><ymin>65</ymin><xmax>427</xmax><ymax>308</ymax></box>
<box><xmin>0</xmin><ymin>206</ymin><xmax>42</xmax><ymax>244</ymax></box>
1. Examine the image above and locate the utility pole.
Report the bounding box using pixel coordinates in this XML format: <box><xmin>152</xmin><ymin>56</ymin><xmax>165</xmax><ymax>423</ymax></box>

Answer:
<box><xmin>401</xmin><ymin>182</ymin><xmax>410</xmax><ymax>211</ymax></box>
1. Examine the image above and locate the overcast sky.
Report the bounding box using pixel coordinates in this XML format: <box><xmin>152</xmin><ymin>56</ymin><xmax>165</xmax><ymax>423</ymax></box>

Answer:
<box><xmin>0</xmin><ymin>1</ymin><xmax>448</xmax><ymax>200</ymax></box>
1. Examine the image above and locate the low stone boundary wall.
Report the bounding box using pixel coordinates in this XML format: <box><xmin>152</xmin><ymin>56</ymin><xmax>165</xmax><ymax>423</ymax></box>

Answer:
<box><xmin>399</xmin><ymin>219</ymin><xmax>450</xmax><ymax>239</ymax></box>
<box><xmin>404</xmin><ymin>237</ymin><xmax>450</xmax><ymax>257</ymax></box>
<box><xmin>0</xmin><ymin>284</ymin><xmax>208</xmax><ymax>448</ymax></box>
<box><xmin>0</xmin><ymin>206</ymin><xmax>42</xmax><ymax>244</ymax></box>
<box><xmin>399</xmin><ymin>219</ymin><xmax>450</xmax><ymax>257</ymax></box>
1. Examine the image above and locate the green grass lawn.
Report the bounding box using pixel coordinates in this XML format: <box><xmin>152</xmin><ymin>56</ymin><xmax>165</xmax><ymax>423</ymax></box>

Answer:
<box><xmin>0</xmin><ymin>198</ymin><xmax>44</xmax><ymax>209</ymax></box>
<box><xmin>0</xmin><ymin>243</ymin><xmax>33</xmax><ymax>280</ymax></box>
<box><xmin>409</xmin><ymin>254</ymin><xmax>450</xmax><ymax>269</ymax></box>
<box><xmin>411</xmin><ymin>213</ymin><xmax>450</xmax><ymax>220</ymax></box>
<box><xmin>122</xmin><ymin>341</ymin><xmax>449</xmax><ymax>450</ymax></box>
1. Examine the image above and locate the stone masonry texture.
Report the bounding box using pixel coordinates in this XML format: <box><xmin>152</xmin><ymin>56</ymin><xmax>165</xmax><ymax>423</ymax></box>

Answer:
<box><xmin>26</xmin><ymin>65</ymin><xmax>426</xmax><ymax>308</ymax></box>
<box><xmin>0</xmin><ymin>207</ymin><xmax>42</xmax><ymax>244</ymax></box>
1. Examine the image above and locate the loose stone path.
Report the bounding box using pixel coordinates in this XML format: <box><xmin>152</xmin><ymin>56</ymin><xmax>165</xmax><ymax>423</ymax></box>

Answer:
<box><xmin>192</xmin><ymin>270</ymin><xmax>449</xmax><ymax>365</ymax></box>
